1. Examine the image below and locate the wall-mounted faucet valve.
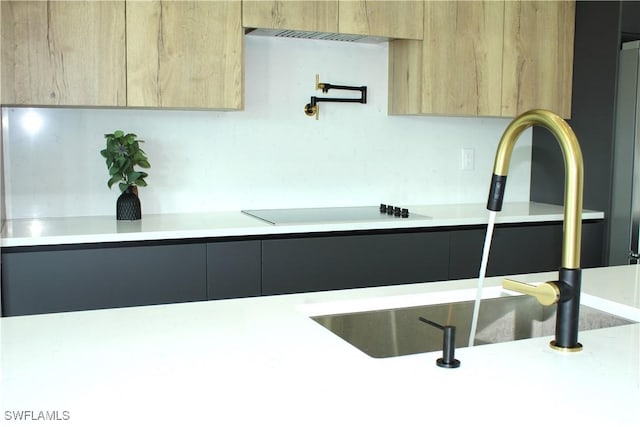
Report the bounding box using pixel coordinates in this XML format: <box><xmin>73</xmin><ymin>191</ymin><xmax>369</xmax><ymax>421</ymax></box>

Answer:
<box><xmin>304</xmin><ymin>74</ymin><xmax>367</xmax><ymax>120</ymax></box>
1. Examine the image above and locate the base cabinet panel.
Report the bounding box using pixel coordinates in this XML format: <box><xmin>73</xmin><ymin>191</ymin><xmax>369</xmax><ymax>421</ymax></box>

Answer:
<box><xmin>207</xmin><ymin>241</ymin><xmax>261</xmax><ymax>299</ymax></box>
<box><xmin>449</xmin><ymin>222</ymin><xmax>604</xmax><ymax>280</ymax></box>
<box><xmin>1</xmin><ymin>220</ymin><xmax>605</xmax><ymax>316</ymax></box>
<box><xmin>1</xmin><ymin>243</ymin><xmax>207</xmax><ymax>316</ymax></box>
<box><xmin>262</xmin><ymin>232</ymin><xmax>450</xmax><ymax>295</ymax></box>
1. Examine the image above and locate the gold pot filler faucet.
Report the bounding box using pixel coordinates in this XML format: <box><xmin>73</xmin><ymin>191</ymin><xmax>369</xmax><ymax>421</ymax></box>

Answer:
<box><xmin>487</xmin><ymin>109</ymin><xmax>584</xmax><ymax>352</ymax></box>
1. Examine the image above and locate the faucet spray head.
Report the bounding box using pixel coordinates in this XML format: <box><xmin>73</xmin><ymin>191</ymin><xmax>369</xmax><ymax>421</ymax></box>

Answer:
<box><xmin>487</xmin><ymin>174</ymin><xmax>507</xmax><ymax>212</ymax></box>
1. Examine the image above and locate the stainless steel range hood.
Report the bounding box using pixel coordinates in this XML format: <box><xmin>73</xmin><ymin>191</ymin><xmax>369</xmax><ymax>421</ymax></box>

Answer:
<box><xmin>245</xmin><ymin>28</ymin><xmax>389</xmax><ymax>44</ymax></box>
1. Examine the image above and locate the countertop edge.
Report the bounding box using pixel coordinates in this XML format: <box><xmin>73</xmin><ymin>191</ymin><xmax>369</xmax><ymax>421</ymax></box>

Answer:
<box><xmin>1</xmin><ymin>202</ymin><xmax>605</xmax><ymax>248</ymax></box>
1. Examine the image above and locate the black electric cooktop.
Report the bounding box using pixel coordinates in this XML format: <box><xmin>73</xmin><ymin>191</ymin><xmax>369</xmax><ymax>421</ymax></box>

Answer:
<box><xmin>242</xmin><ymin>205</ymin><xmax>430</xmax><ymax>225</ymax></box>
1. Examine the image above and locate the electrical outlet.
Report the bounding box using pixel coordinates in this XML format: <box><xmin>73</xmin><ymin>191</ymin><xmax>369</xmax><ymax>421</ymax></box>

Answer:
<box><xmin>461</xmin><ymin>148</ymin><xmax>475</xmax><ymax>171</ymax></box>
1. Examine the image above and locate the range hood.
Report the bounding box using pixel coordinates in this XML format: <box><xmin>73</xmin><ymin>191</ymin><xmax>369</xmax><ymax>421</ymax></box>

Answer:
<box><xmin>245</xmin><ymin>28</ymin><xmax>389</xmax><ymax>44</ymax></box>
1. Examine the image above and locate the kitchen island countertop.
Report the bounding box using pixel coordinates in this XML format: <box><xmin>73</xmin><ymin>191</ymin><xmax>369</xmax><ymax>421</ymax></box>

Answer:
<box><xmin>1</xmin><ymin>201</ymin><xmax>604</xmax><ymax>247</ymax></box>
<box><xmin>1</xmin><ymin>264</ymin><xmax>638</xmax><ymax>426</ymax></box>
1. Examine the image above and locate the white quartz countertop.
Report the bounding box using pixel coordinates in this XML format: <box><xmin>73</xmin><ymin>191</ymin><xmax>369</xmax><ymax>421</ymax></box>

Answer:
<box><xmin>1</xmin><ymin>265</ymin><xmax>638</xmax><ymax>426</ymax></box>
<box><xmin>0</xmin><ymin>202</ymin><xmax>604</xmax><ymax>247</ymax></box>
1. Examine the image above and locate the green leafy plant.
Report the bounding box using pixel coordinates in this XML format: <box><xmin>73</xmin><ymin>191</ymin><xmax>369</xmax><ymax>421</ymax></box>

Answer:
<box><xmin>100</xmin><ymin>130</ymin><xmax>151</xmax><ymax>193</ymax></box>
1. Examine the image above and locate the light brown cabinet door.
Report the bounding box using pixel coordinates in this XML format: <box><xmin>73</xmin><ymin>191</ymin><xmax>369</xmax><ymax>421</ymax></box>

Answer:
<box><xmin>126</xmin><ymin>0</ymin><xmax>243</xmax><ymax>109</ymax></box>
<box><xmin>338</xmin><ymin>0</ymin><xmax>423</xmax><ymax>40</ymax></box>
<box><xmin>501</xmin><ymin>1</ymin><xmax>575</xmax><ymax>118</ymax></box>
<box><xmin>1</xmin><ymin>1</ymin><xmax>126</xmax><ymax>106</ymax></box>
<box><xmin>422</xmin><ymin>0</ymin><xmax>504</xmax><ymax>116</ymax></box>
<box><xmin>243</xmin><ymin>0</ymin><xmax>421</xmax><ymax>40</ymax></box>
<box><xmin>388</xmin><ymin>39</ymin><xmax>423</xmax><ymax>115</ymax></box>
<box><xmin>389</xmin><ymin>1</ymin><xmax>503</xmax><ymax>116</ymax></box>
<box><xmin>242</xmin><ymin>0</ymin><xmax>338</xmax><ymax>33</ymax></box>
<box><xmin>389</xmin><ymin>0</ymin><xmax>575</xmax><ymax>118</ymax></box>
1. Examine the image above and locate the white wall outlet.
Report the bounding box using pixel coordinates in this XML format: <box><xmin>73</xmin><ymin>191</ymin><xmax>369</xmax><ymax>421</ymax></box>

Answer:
<box><xmin>461</xmin><ymin>148</ymin><xmax>475</xmax><ymax>171</ymax></box>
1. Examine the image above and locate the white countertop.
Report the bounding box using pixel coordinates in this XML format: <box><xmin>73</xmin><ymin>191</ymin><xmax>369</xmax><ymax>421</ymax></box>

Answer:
<box><xmin>0</xmin><ymin>202</ymin><xmax>604</xmax><ymax>247</ymax></box>
<box><xmin>1</xmin><ymin>265</ymin><xmax>638</xmax><ymax>426</ymax></box>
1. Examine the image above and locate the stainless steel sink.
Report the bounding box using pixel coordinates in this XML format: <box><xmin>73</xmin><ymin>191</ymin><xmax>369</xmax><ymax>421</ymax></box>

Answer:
<box><xmin>311</xmin><ymin>295</ymin><xmax>636</xmax><ymax>358</ymax></box>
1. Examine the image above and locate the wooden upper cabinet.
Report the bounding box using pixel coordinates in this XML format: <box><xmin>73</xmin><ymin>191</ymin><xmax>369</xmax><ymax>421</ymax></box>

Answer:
<box><xmin>1</xmin><ymin>0</ymin><xmax>242</xmax><ymax>109</ymax></box>
<box><xmin>389</xmin><ymin>1</ymin><xmax>503</xmax><ymax>116</ymax></box>
<box><xmin>501</xmin><ymin>1</ymin><xmax>575</xmax><ymax>118</ymax></box>
<box><xmin>338</xmin><ymin>1</ymin><xmax>423</xmax><ymax>39</ymax></box>
<box><xmin>338</xmin><ymin>0</ymin><xmax>423</xmax><ymax>40</ymax></box>
<box><xmin>1</xmin><ymin>1</ymin><xmax>126</xmax><ymax>106</ymax></box>
<box><xmin>242</xmin><ymin>0</ymin><xmax>339</xmax><ymax>33</ymax></box>
<box><xmin>126</xmin><ymin>1</ymin><xmax>243</xmax><ymax>109</ymax></box>
<box><xmin>243</xmin><ymin>0</ymin><xmax>422</xmax><ymax>40</ymax></box>
<box><xmin>389</xmin><ymin>0</ymin><xmax>575</xmax><ymax>118</ymax></box>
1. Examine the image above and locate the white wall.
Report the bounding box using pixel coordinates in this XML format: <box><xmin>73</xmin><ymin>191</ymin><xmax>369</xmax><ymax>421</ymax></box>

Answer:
<box><xmin>1</xmin><ymin>36</ymin><xmax>531</xmax><ymax>219</ymax></box>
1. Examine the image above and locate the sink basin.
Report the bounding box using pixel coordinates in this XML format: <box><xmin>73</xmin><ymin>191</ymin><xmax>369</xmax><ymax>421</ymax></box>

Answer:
<box><xmin>311</xmin><ymin>295</ymin><xmax>636</xmax><ymax>358</ymax></box>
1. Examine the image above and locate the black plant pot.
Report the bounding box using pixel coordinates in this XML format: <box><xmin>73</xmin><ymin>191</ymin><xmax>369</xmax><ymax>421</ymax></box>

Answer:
<box><xmin>116</xmin><ymin>186</ymin><xmax>141</xmax><ymax>220</ymax></box>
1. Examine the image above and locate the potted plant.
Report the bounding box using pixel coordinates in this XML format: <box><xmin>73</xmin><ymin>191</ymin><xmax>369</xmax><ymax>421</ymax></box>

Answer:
<box><xmin>100</xmin><ymin>130</ymin><xmax>150</xmax><ymax>220</ymax></box>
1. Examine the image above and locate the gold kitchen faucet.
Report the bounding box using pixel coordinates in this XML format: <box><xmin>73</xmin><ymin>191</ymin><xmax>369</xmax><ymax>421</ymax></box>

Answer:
<box><xmin>487</xmin><ymin>109</ymin><xmax>584</xmax><ymax>352</ymax></box>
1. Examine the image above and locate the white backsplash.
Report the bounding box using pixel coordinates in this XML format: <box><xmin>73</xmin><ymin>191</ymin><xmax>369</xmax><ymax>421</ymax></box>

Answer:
<box><xmin>1</xmin><ymin>36</ymin><xmax>531</xmax><ymax>219</ymax></box>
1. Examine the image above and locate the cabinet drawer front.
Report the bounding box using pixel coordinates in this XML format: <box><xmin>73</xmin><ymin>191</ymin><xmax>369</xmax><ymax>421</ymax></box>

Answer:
<box><xmin>207</xmin><ymin>241</ymin><xmax>261</xmax><ymax>300</ymax></box>
<box><xmin>2</xmin><ymin>244</ymin><xmax>206</xmax><ymax>316</ymax></box>
<box><xmin>262</xmin><ymin>232</ymin><xmax>449</xmax><ymax>295</ymax></box>
<box><xmin>449</xmin><ymin>222</ymin><xmax>603</xmax><ymax>280</ymax></box>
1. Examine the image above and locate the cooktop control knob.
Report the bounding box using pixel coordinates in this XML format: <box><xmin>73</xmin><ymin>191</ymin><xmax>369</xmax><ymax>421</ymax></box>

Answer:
<box><xmin>379</xmin><ymin>204</ymin><xmax>410</xmax><ymax>218</ymax></box>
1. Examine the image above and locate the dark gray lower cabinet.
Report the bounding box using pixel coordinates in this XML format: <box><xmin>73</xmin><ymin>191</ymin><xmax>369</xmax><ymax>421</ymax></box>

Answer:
<box><xmin>207</xmin><ymin>241</ymin><xmax>261</xmax><ymax>299</ymax></box>
<box><xmin>449</xmin><ymin>221</ymin><xmax>604</xmax><ymax>280</ymax></box>
<box><xmin>262</xmin><ymin>231</ymin><xmax>450</xmax><ymax>295</ymax></box>
<box><xmin>1</xmin><ymin>220</ymin><xmax>605</xmax><ymax>316</ymax></box>
<box><xmin>1</xmin><ymin>243</ymin><xmax>207</xmax><ymax>316</ymax></box>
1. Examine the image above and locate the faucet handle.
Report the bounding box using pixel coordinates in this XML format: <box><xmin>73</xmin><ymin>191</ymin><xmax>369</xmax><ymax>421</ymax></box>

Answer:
<box><xmin>304</xmin><ymin>102</ymin><xmax>319</xmax><ymax>120</ymax></box>
<box><xmin>502</xmin><ymin>278</ymin><xmax>560</xmax><ymax>306</ymax></box>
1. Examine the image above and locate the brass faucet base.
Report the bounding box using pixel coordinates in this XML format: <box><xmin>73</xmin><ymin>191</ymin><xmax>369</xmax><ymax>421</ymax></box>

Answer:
<box><xmin>550</xmin><ymin>340</ymin><xmax>583</xmax><ymax>353</ymax></box>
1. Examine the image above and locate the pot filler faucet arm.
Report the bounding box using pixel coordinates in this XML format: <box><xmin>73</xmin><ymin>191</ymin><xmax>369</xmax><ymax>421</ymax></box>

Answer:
<box><xmin>487</xmin><ymin>109</ymin><xmax>584</xmax><ymax>352</ymax></box>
